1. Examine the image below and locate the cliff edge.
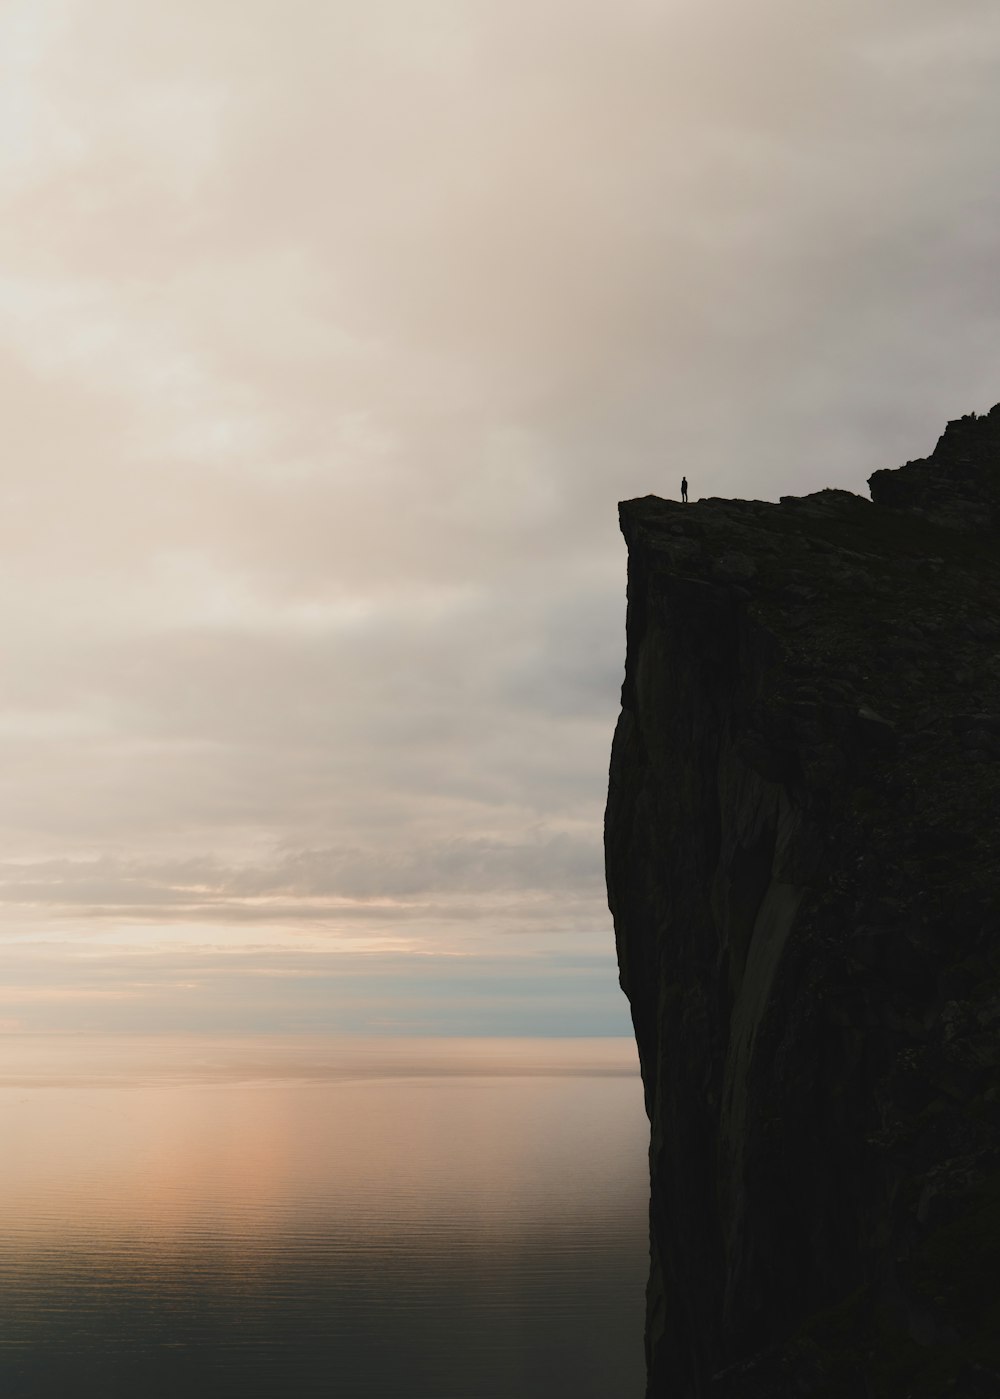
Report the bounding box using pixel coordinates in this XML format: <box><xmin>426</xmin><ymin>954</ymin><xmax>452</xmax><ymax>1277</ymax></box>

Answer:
<box><xmin>605</xmin><ymin>406</ymin><xmax>1000</xmax><ymax>1397</ymax></box>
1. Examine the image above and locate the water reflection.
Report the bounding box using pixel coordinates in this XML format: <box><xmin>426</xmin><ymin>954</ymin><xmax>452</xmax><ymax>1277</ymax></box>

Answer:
<box><xmin>0</xmin><ymin>1037</ymin><xmax>648</xmax><ymax>1399</ymax></box>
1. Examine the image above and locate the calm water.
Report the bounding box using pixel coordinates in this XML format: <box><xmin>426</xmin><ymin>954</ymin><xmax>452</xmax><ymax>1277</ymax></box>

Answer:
<box><xmin>0</xmin><ymin>1036</ymin><xmax>649</xmax><ymax>1399</ymax></box>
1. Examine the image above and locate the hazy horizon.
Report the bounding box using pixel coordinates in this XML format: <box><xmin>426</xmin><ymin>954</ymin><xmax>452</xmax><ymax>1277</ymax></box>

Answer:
<box><xmin>3</xmin><ymin>0</ymin><xmax>1000</xmax><ymax>1034</ymax></box>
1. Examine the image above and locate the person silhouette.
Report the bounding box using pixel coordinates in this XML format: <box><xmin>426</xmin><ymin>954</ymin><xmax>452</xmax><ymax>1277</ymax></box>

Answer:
<box><xmin>681</xmin><ymin>476</ymin><xmax>688</xmax><ymax>503</ymax></box>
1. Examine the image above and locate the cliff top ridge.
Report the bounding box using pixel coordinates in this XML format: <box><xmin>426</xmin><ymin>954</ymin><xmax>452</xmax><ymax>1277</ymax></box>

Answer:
<box><xmin>869</xmin><ymin>400</ymin><xmax>1000</xmax><ymax>531</ymax></box>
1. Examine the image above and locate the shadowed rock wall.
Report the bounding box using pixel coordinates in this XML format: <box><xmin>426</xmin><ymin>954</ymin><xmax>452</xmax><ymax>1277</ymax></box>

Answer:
<box><xmin>605</xmin><ymin>406</ymin><xmax>1000</xmax><ymax>1397</ymax></box>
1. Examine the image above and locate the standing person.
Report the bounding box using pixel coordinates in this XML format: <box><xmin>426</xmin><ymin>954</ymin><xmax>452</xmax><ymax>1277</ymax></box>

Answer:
<box><xmin>681</xmin><ymin>476</ymin><xmax>688</xmax><ymax>503</ymax></box>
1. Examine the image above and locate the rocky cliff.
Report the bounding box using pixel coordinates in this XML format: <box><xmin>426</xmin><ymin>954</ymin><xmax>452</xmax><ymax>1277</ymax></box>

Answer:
<box><xmin>605</xmin><ymin>406</ymin><xmax>1000</xmax><ymax>1397</ymax></box>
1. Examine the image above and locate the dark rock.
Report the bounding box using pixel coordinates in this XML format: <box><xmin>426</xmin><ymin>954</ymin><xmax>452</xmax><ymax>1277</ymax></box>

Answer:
<box><xmin>868</xmin><ymin>403</ymin><xmax>1000</xmax><ymax>531</ymax></box>
<box><xmin>605</xmin><ymin>405</ymin><xmax>1000</xmax><ymax>1397</ymax></box>
<box><xmin>856</xmin><ymin>705</ymin><xmax>897</xmax><ymax>751</ymax></box>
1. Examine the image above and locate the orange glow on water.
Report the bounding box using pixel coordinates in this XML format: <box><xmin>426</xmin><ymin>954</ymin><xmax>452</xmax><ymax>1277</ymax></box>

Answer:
<box><xmin>0</xmin><ymin>1036</ymin><xmax>643</xmax><ymax>1244</ymax></box>
<box><xmin>0</xmin><ymin>1035</ymin><xmax>649</xmax><ymax>1398</ymax></box>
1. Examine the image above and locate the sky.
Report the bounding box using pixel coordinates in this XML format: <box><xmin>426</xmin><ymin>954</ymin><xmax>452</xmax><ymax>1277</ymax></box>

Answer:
<box><xmin>2</xmin><ymin>0</ymin><xmax>1000</xmax><ymax>1035</ymax></box>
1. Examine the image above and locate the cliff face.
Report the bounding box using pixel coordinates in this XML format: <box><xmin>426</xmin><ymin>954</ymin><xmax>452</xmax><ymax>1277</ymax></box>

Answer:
<box><xmin>605</xmin><ymin>407</ymin><xmax>1000</xmax><ymax>1398</ymax></box>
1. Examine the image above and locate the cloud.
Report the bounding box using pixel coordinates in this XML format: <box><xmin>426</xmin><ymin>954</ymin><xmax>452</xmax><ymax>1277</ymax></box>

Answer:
<box><xmin>2</xmin><ymin>0</ymin><xmax>1000</xmax><ymax>1030</ymax></box>
<box><xmin>0</xmin><ymin>831</ymin><xmax>602</xmax><ymax>917</ymax></box>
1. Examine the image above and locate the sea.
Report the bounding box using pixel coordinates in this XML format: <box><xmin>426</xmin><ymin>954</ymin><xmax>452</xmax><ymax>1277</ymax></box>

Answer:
<box><xmin>0</xmin><ymin>1036</ymin><xmax>650</xmax><ymax>1399</ymax></box>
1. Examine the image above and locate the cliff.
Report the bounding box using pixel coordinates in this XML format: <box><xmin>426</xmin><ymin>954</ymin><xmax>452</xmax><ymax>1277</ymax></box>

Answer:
<box><xmin>605</xmin><ymin>406</ymin><xmax>1000</xmax><ymax>1397</ymax></box>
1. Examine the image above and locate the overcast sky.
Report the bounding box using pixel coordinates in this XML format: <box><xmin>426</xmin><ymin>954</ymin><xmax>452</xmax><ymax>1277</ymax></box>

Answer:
<box><xmin>2</xmin><ymin>0</ymin><xmax>1000</xmax><ymax>1035</ymax></box>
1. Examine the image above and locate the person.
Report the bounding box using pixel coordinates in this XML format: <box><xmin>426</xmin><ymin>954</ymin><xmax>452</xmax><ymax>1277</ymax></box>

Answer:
<box><xmin>681</xmin><ymin>476</ymin><xmax>688</xmax><ymax>503</ymax></box>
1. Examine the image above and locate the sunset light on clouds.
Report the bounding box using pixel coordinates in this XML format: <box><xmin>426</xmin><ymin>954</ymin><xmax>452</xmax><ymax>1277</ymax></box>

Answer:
<box><xmin>2</xmin><ymin>0</ymin><xmax>1000</xmax><ymax>1033</ymax></box>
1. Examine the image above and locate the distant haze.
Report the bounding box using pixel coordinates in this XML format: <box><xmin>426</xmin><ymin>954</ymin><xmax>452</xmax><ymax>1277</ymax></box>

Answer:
<box><xmin>1</xmin><ymin>0</ymin><xmax>999</xmax><ymax>1033</ymax></box>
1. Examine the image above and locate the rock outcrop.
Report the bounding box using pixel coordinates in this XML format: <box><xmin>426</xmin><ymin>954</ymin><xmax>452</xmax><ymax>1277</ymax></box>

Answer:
<box><xmin>605</xmin><ymin>406</ymin><xmax>1000</xmax><ymax>1397</ymax></box>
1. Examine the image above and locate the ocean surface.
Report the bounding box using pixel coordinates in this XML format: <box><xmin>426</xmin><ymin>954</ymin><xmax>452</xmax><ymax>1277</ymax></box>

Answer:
<box><xmin>0</xmin><ymin>1036</ymin><xmax>650</xmax><ymax>1399</ymax></box>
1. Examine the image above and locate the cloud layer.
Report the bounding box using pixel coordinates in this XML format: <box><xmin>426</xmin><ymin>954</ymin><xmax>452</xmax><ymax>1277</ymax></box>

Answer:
<box><xmin>2</xmin><ymin>0</ymin><xmax>1000</xmax><ymax>1031</ymax></box>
